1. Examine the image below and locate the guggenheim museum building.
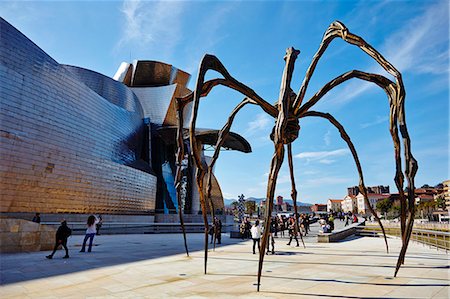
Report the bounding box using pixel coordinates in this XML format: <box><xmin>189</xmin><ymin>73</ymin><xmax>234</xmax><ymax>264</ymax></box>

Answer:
<box><xmin>0</xmin><ymin>18</ymin><xmax>251</xmax><ymax>224</ymax></box>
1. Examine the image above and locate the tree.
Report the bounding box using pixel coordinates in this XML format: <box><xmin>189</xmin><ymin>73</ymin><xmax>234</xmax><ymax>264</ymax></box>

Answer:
<box><xmin>376</xmin><ymin>198</ymin><xmax>392</xmax><ymax>215</ymax></box>
<box><xmin>435</xmin><ymin>194</ymin><xmax>446</xmax><ymax>210</ymax></box>
<box><xmin>245</xmin><ymin>201</ymin><xmax>256</xmax><ymax>216</ymax></box>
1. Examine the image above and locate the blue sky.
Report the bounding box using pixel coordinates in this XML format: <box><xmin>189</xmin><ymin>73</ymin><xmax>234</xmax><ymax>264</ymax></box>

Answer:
<box><xmin>1</xmin><ymin>0</ymin><xmax>448</xmax><ymax>204</ymax></box>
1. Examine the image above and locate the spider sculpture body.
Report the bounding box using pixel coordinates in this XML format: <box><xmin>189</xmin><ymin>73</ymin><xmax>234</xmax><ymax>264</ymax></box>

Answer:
<box><xmin>174</xmin><ymin>21</ymin><xmax>417</xmax><ymax>291</ymax></box>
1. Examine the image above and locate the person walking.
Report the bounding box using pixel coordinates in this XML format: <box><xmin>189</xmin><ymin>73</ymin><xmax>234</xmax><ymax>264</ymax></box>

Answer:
<box><xmin>244</xmin><ymin>217</ymin><xmax>251</xmax><ymax>239</ymax></box>
<box><xmin>80</xmin><ymin>215</ymin><xmax>99</xmax><ymax>253</ymax></box>
<box><xmin>46</xmin><ymin>220</ymin><xmax>71</xmax><ymax>259</ymax></box>
<box><xmin>278</xmin><ymin>216</ymin><xmax>286</xmax><ymax>238</ymax></box>
<box><xmin>250</xmin><ymin>220</ymin><xmax>262</xmax><ymax>254</ymax></box>
<box><xmin>274</xmin><ymin>216</ymin><xmax>279</xmax><ymax>237</ymax></box>
<box><xmin>214</xmin><ymin>217</ymin><xmax>222</xmax><ymax>244</ymax></box>
<box><xmin>344</xmin><ymin>213</ymin><xmax>350</xmax><ymax>226</ymax></box>
<box><xmin>304</xmin><ymin>214</ymin><xmax>310</xmax><ymax>235</ymax></box>
<box><xmin>266</xmin><ymin>217</ymin><xmax>276</xmax><ymax>254</ymax></box>
<box><xmin>286</xmin><ymin>217</ymin><xmax>299</xmax><ymax>247</ymax></box>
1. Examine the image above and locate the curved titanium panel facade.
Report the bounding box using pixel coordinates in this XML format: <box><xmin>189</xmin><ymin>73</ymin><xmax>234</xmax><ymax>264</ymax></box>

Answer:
<box><xmin>63</xmin><ymin>65</ymin><xmax>144</xmax><ymax>115</ymax></box>
<box><xmin>0</xmin><ymin>18</ymin><xmax>156</xmax><ymax>215</ymax></box>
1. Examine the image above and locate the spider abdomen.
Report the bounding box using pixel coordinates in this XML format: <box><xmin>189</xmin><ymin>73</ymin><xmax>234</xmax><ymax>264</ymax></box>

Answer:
<box><xmin>270</xmin><ymin>117</ymin><xmax>300</xmax><ymax>144</ymax></box>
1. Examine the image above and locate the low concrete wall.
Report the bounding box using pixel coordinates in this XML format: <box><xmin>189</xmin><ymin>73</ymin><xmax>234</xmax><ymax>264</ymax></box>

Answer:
<box><xmin>1</xmin><ymin>214</ymin><xmax>236</xmax><ymax>235</ymax></box>
<box><xmin>317</xmin><ymin>221</ymin><xmax>365</xmax><ymax>243</ymax></box>
<box><xmin>0</xmin><ymin>218</ymin><xmax>56</xmax><ymax>253</ymax></box>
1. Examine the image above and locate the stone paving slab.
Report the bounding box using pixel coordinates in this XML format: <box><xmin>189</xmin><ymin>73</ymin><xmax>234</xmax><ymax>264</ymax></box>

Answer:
<box><xmin>0</xmin><ymin>229</ymin><xmax>449</xmax><ymax>298</ymax></box>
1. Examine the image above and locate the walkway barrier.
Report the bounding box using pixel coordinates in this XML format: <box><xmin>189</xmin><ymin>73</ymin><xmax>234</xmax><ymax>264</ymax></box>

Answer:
<box><xmin>356</xmin><ymin>225</ymin><xmax>450</xmax><ymax>252</ymax></box>
<box><xmin>317</xmin><ymin>222</ymin><xmax>365</xmax><ymax>243</ymax></box>
<box><xmin>41</xmin><ymin>222</ymin><xmax>235</xmax><ymax>235</ymax></box>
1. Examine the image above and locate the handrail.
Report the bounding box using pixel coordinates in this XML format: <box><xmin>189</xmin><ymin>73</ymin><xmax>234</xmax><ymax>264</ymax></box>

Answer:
<box><xmin>356</xmin><ymin>226</ymin><xmax>449</xmax><ymax>252</ymax></box>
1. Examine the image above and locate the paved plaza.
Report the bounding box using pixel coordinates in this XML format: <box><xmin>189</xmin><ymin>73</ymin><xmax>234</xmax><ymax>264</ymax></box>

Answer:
<box><xmin>1</xmin><ymin>222</ymin><xmax>449</xmax><ymax>298</ymax></box>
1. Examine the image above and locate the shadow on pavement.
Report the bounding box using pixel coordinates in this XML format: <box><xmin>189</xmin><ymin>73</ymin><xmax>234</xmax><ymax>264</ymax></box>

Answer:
<box><xmin>0</xmin><ymin>233</ymin><xmax>247</xmax><ymax>285</ymax></box>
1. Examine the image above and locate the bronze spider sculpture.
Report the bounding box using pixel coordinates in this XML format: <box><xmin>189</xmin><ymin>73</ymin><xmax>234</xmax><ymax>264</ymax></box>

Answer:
<box><xmin>174</xmin><ymin>21</ymin><xmax>417</xmax><ymax>291</ymax></box>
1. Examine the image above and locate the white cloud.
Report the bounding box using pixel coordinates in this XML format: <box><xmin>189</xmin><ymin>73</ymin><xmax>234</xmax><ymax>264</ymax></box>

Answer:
<box><xmin>115</xmin><ymin>0</ymin><xmax>186</xmax><ymax>60</ymax></box>
<box><xmin>244</xmin><ymin>113</ymin><xmax>273</xmax><ymax>136</ymax></box>
<box><xmin>318</xmin><ymin>159</ymin><xmax>335</xmax><ymax>164</ymax></box>
<box><xmin>384</xmin><ymin>3</ymin><xmax>449</xmax><ymax>76</ymax></box>
<box><xmin>323</xmin><ymin>130</ymin><xmax>331</xmax><ymax>146</ymax></box>
<box><xmin>295</xmin><ymin>148</ymin><xmax>350</xmax><ymax>161</ymax></box>
<box><xmin>360</xmin><ymin>116</ymin><xmax>389</xmax><ymax>129</ymax></box>
<box><xmin>320</xmin><ymin>1</ymin><xmax>449</xmax><ymax>106</ymax></box>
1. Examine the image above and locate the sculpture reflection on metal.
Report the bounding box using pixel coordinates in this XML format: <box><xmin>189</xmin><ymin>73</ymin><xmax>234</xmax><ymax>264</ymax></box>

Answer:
<box><xmin>175</xmin><ymin>21</ymin><xmax>418</xmax><ymax>291</ymax></box>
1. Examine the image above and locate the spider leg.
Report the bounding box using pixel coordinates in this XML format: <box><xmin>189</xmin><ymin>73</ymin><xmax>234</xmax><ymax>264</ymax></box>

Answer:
<box><xmin>292</xmin><ymin>21</ymin><xmax>417</xmax><ymax>258</ymax></box>
<box><xmin>258</xmin><ymin>47</ymin><xmax>300</xmax><ymax>292</ymax></box>
<box><xmin>292</xmin><ymin>21</ymin><xmax>418</xmax><ymax>264</ymax></box>
<box><xmin>287</xmin><ymin>143</ymin><xmax>305</xmax><ymax>248</ymax></box>
<box><xmin>301</xmin><ymin>111</ymin><xmax>389</xmax><ymax>253</ymax></box>
<box><xmin>292</xmin><ymin>21</ymin><xmax>403</xmax><ymax>112</ymax></box>
<box><xmin>209</xmin><ymin>194</ymin><xmax>216</xmax><ymax>251</ymax></box>
<box><xmin>174</xmin><ymin>99</ymin><xmax>189</xmax><ymax>257</ymax></box>
<box><xmin>295</xmin><ymin>69</ymin><xmax>417</xmax><ymax>275</ymax></box>
<box><xmin>188</xmin><ymin>55</ymin><xmax>275</xmax><ymax>275</ymax></box>
<box><xmin>203</xmin><ymin>98</ymin><xmax>259</xmax><ymax>252</ymax></box>
<box><xmin>176</xmin><ymin>99</ymin><xmax>217</xmax><ymax>255</ymax></box>
<box><xmin>195</xmin><ymin>165</ymin><xmax>209</xmax><ymax>274</ymax></box>
<box><xmin>257</xmin><ymin>143</ymin><xmax>285</xmax><ymax>292</ymax></box>
<box><xmin>205</xmin><ymin>98</ymin><xmax>256</xmax><ymax>200</ymax></box>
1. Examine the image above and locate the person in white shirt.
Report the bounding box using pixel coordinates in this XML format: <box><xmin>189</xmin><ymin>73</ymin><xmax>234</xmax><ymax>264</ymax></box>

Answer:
<box><xmin>250</xmin><ymin>220</ymin><xmax>262</xmax><ymax>254</ymax></box>
<box><xmin>80</xmin><ymin>215</ymin><xmax>99</xmax><ymax>253</ymax></box>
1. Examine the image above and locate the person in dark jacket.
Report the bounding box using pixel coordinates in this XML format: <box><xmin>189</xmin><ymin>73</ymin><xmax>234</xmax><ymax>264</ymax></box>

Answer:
<box><xmin>213</xmin><ymin>217</ymin><xmax>222</xmax><ymax>244</ymax></box>
<box><xmin>46</xmin><ymin>220</ymin><xmax>72</xmax><ymax>259</ymax></box>
<box><xmin>286</xmin><ymin>217</ymin><xmax>299</xmax><ymax>247</ymax></box>
<box><xmin>266</xmin><ymin>217</ymin><xmax>276</xmax><ymax>254</ymax></box>
<box><xmin>32</xmin><ymin>213</ymin><xmax>41</xmax><ymax>223</ymax></box>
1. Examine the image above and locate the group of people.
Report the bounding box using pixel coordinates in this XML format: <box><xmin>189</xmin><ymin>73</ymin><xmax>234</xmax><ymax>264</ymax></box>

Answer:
<box><xmin>318</xmin><ymin>211</ymin><xmax>358</xmax><ymax>233</ymax></box>
<box><xmin>45</xmin><ymin>214</ymin><xmax>102</xmax><ymax>259</ymax></box>
<box><xmin>244</xmin><ymin>214</ymin><xmax>312</xmax><ymax>255</ymax></box>
<box><xmin>344</xmin><ymin>212</ymin><xmax>359</xmax><ymax>226</ymax></box>
<box><xmin>318</xmin><ymin>214</ymin><xmax>334</xmax><ymax>233</ymax></box>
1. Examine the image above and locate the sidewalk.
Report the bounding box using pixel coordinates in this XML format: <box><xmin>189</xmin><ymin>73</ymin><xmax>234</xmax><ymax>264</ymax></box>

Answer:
<box><xmin>1</xmin><ymin>232</ymin><xmax>449</xmax><ymax>298</ymax></box>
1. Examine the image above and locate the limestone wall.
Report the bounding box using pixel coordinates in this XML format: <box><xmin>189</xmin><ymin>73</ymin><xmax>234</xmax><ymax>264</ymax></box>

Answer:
<box><xmin>0</xmin><ymin>218</ymin><xmax>56</xmax><ymax>253</ymax></box>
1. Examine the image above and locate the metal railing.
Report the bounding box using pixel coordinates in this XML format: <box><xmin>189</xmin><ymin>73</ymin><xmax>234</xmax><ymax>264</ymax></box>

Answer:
<box><xmin>356</xmin><ymin>226</ymin><xmax>450</xmax><ymax>252</ymax></box>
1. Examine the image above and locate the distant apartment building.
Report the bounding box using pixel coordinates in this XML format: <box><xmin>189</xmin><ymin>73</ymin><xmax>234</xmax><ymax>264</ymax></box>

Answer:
<box><xmin>444</xmin><ymin>180</ymin><xmax>450</xmax><ymax>211</ymax></box>
<box><xmin>357</xmin><ymin>193</ymin><xmax>390</xmax><ymax>215</ymax></box>
<box><xmin>342</xmin><ymin>195</ymin><xmax>357</xmax><ymax>213</ymax></box>
<box><xmin>327</xmin><ymin>199</ymin><xmax>343</xmax><ymax>212</ymax></box>
<box><xmin>347</xmin><ymin>186</ymin><xmax>360</xmax><ymax>196</ymax></box>
<box><xmin>368</xmin><ymin>185</ymin><xmax>390</xmax><ymax>194</ymax></box>
<box><xmin>348</xmin><ymin>185</ymin><xmax>390</xmax><ymax>196</ymax></box>
<box><xmin>311</xmin><ymin>204</ymin><xmax>327</xmax><ymax>213</ymax></box>
<box><xmin>415</xmin><ymin>186</ymin><xmax>442</xmax><ymax>197</ymax></box>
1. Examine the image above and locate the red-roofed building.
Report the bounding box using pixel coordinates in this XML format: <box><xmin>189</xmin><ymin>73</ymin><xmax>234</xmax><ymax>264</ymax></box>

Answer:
<box><xmin>327</xmin><ymin>199</ymin><xmax>343</xmax><ymax>212</ymax></box>
<box><xmin>356</xmin><ymin>193</ymin><xmax>390</xmax><ymax>215</ymax></box>
<box><xmin>415</xmin><ymin>194</ymin><xmax>435</xmax><ymax>204</ymax></box>
<box><xmin>342</xmin><ymin>194</ymin><xmax>358</xmax><ymax>213</ymax></box>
